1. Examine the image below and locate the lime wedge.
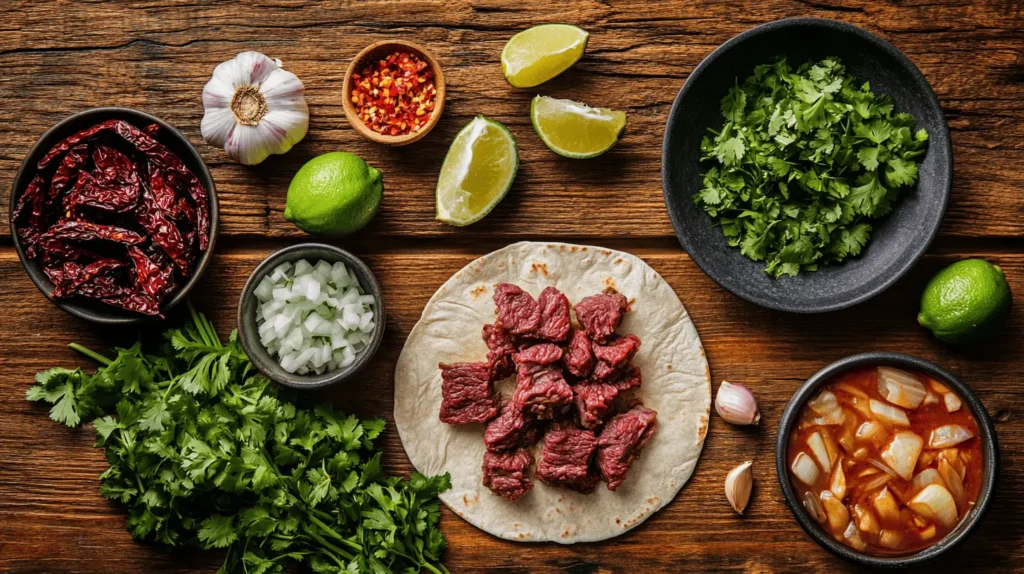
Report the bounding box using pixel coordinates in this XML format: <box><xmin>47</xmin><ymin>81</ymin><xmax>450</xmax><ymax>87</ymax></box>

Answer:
<box><xmin>436</xmin><ymin>116</ymin><xmax>519</xmax><ymax>226</ymax></box>
<box><xmin>501</xmin><ymin>24</ymin><xmax>589</xmax><ymax>88</ymax></box>
<box><xmin>530</xmin><ymin>95</ymin><xmax>627</xmax><ymax>158</ymax></box>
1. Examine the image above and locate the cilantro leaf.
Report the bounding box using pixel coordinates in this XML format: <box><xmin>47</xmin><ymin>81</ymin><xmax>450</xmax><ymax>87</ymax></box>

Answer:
<box><xmin>27</xmin><ymin>308</ymin><xmax>450</xmax><ymax>574</ymax></box>
<box><xmin>695</xmin><ymin>57</ymin><xmax>928</xmax><ymax>277</ymax></box>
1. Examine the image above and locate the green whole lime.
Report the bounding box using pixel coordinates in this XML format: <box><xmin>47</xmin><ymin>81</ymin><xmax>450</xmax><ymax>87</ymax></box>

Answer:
<box><xmin>918</xmin><ymin>259</ymin><xmax>1012</xmax><ymax>345</ymax></box>
<box><xmin>284</xmin><ymin>152</ymin><xmax>383</xmax><ymax>236</ymax></box>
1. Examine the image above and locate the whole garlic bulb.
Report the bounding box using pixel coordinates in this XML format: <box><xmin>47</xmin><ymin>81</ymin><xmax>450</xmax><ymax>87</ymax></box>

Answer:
<box><xmin>201</xmin><ymin>51</ymin><xmax>309</xmax><ymax>165</ymax></box>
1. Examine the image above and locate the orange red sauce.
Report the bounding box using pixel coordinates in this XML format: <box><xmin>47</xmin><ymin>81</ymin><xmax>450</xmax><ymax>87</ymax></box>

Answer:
<box><xmin>787</xmin><ymin>367</ymin><xmax>982</xmax><ymax>555</ymax></box>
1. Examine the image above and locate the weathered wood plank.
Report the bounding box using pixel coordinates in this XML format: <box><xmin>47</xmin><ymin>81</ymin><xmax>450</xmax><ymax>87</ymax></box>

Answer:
<box><xmin>1</xmin><ymin>0</ymin><xmax>1021</xmax><ymax>241</ymax></box>
<box><xmin>0</xmin><ymin>243</ymin><xmax>1020</xmax><ymax>572</ymax></box>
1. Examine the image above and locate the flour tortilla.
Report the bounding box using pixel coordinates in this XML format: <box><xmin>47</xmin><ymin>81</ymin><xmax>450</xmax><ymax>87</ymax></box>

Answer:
<box><xmin>394</xmin><ymin>242</ymin><xmax>711</xmax><ymax>543</ymax></box>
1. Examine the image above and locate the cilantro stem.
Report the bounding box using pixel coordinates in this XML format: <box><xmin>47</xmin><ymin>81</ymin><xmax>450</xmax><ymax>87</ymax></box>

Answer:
<box><xmin>305</xmin><ymin>513</ymin><xmax>362</xmax><ymax>552</ymax></box>
<box><xmin>300</xmin><ymin>523</ymin><xmax>355</xmax><ymax>561</ymax></box>
<box><xmin>68</xmin><ymin>343</ymin><xmax>113</xmax><ymax>366</ymax></box>
<box><xmin>422</xmin><ymin>561</ymin><xmax>446</xmax><ymax>574</ymax></box>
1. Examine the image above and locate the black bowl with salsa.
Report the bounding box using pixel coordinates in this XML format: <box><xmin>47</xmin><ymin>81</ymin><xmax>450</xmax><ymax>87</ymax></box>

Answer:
<box><xmin>776</xmin><ymin>353</ymin><xmax>998</xmax><ymax>568</ymax></box>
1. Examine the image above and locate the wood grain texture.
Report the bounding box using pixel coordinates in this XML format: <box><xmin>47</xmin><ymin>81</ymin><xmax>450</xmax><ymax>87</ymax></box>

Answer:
<box><xmin>0</xmin><ymin>0</ymin><xmax>1022</xmax><ymax>240</ymax></box>
<box><xmin>0</xmin><ymin>0</ymin><xmax>1023</xmax><ymax>572</ymax></box>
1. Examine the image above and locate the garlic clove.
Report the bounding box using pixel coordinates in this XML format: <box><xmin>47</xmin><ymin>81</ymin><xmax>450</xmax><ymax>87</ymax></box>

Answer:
<box><xmin>715</xmin><ymin>381</ymin><xmax>760</xmax><ymax>425</ymax></box>
<box><xmin>200</xmin><ymin>107</ymin><xmax>237</xmax><ymax>148</ymax></box>
<box><xmin>725</xmin><ymin>461</ymin><xmax>753</xmax><ymax>514</ymax></box>
<box><xmin>225</xmin><ymin>123</ymin><xmax>271</xmax><ymax>166</ymax></box>
<box><xmin>262</xmin><ymin>108</ymin><xmax>310</xmax><ymax>154</ymax></box>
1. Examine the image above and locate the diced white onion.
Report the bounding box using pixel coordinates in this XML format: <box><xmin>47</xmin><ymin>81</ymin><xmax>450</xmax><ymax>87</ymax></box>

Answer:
<box><xmin>255</xmin><ymin>258</ymin><xmax>376</xmax><ymax>376</ymax></box>
<box><xmin>873</xmin><ymin>487</ymin><xmax>901</xmax><ymax>522</ymax></box>
<box><xmin>880</xmin><ymin>431</ymin><xmax>924</xmax><ymax>480</ymax></box>
<box><xmin>870</xmin><ymin>399</ymin><xmax>910</xmax><ymax>427</ymax></box>
<box><xmin>807</xmin><ymin>432</ymin><xmax>832</xmax><ymax>475</ymax></box>
<box><xmin>791</xmin><ymin>452</ymin><xmax>820</xmax><ymax>485</ymax></box>
<box><xmin>910</xmin><ymin>468</ymin><xmax>943</xmax><ymax>496</ymax></box>
<box><xmin>878</xmin><ymin>367</ymin><xmax>927</xmax><ymax>409</ymax></box>
<box><xmin>856</xmin><ymin>421</ymin><xmax>888</xmax><ymax>444</ymax></box>
<box><xmin>928</xmin><ymin>424</ymin><xmax>974</xmax><ymax>449</ymax></box>
<box><xmin>909</xmin><ymin>484</ymin><xmax>958</xmax><ymax>528</ymax></box>
<box><xmin>944</xmin><ymin>393</ymin><xmax>962</xmax><ymax>413</ymax></box>
<box><xmin>820</xmin><ymin>490</ymin><xmax>850</xmax><ymax>532</ymax></box>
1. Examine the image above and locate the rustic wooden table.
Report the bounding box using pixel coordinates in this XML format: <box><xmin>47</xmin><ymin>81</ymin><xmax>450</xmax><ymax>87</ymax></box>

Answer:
<box><xmin>1</xmin><ymin>1</ymin><xmax>1021</xmax><ymax>572</ymax></box>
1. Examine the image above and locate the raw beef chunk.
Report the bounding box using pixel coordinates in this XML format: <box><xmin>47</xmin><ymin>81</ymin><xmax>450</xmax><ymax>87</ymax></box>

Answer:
<box><xmin>482</xmin><ymin>448</ymin><xmax>533</xmax><ymax>501</ymax></box>
<box><xmin>536</xmin><ymin>286</ymin><xmax>571</xmax><ymax>342</ymax></box>
<box><xmin>483</xmin><ymin>323</ymin><xmax>515</xmax><ymax>380</ymax></box>
<box><xmin>596</xmin><ymin>406</ymin><xmax>658</xmax><ymax>490</ymax></box>
<box><xmin>513</xmin><ymin>363</ymin><xmax>573</xmax><ymax>419</ymax></box>
<box><xmin>591</xmin><ymin>335</ymin><xmax>642</xmax><ymax>381</ymax></box>
<box><xmin>438</xmin><ymin>362</ymin><xmax>499</xmax><ymax>424</ymax></box>
<box><xmin>574</xmin><ymin>291</ymin><xmax>628</xmax><ymax>343</ymax></box>
<box><xmin>592</xmin><ymin>335</ymin><xmax>641</xmax><ymax>367</ymax></box>
<box><xmin>564</xmin><ymin>329</ymin><xmax>595</xmax><ymax>378</ymax></box>
<box><xmin>573</xmin><ymin>381</ymin><xmax>620</xmax><ymax>429</ymax></box>
<box><xmin>514</xmin><ymin>343</ymin><xmax>564</xmax><ymax>366</ymax></box>
<box><xmin>536</xmin><ymin>425</ymin><xmax>600</xmax><ymax>493</ymax></box>
<box><xmin>494</xmin><ymin>283</ymin><xmax>541</xmax><ymax>335</ymax></box>
<box><xmin>609</xmin><ymin>366</ymin><xmax>642</xmax><ymax>390</ymax></box>
<box><xmin>484</xmin><ymin>400</ymin><xmax>537</xmax><ymax>452</ymax></box>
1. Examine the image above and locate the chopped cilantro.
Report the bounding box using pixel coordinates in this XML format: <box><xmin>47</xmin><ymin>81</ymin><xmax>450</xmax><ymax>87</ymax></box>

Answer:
<box><xmin>27</xmin><ymin>304</ymin><xmax>451</xmax><ymax>574</ymax></box>
<box><xmin>695</xmin><ymin>57</ymin><xmax>928</xmax><ymax>277</ymax></box>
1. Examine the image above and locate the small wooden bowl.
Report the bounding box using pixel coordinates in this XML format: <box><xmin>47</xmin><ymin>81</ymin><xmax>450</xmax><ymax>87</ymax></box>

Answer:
<box><xmin>342</xmin><ymin>40</ymin><xmax>446</xmax><ymax>146</ymax></box>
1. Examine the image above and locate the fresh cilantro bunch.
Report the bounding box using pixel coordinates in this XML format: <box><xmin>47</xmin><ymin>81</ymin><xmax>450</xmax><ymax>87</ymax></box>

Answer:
<box><xmin>696</xmin><ymin>57</ymin><xmax>929</xmax><ymax>277</ymax></box>
<box><xmin>27</xmin><ymin>305</ymin><xmax>450</xmax><ymax>574</ymax></box>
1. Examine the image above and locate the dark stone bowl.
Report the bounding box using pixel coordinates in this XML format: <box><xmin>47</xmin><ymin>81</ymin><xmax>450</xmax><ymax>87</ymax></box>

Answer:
<box><xmin>237</xmin><ymin>243</ymin><xmax>386</xmax><ymax>390</ymax></box>
<box><xmin>662</xmin><ymin>18</ymin><xmax>952</xmax><ymax>313</ymax></box>
<box><xmin>775</xmin><ymin>353</ymin><xmax>999</xmax><ymax>567</ymax></box>
<box><xmin>9</xmin><ymin>107</ymin><xmax>219</xmax><ymax>325</ymax></box>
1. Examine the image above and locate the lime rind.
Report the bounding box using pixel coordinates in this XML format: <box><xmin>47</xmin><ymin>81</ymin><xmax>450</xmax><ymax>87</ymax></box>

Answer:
<box><xmin>435</xmin><ymin>116</ymin><xmax>519</xmax><ymax>226</ymax></box>
<box><xmin>530</xmin><ymin>95</ymin><xmax>627</xmax><ymax>159</ymax></box>
<box><xmin>501</xmin><ymin>24</ymin><xmax>589</xmax><ymax>88</ymax></box>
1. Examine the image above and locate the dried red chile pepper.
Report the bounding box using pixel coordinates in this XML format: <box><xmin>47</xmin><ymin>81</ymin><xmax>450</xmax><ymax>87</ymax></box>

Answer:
<box><xmin>12</xmin><ymin>118</ymin><xmax>211</xmax><ymax>316</ymax></box>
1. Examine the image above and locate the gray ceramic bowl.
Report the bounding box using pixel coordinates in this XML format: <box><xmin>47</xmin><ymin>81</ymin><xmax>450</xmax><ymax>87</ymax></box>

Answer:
<box><xmin>237</xmin><ymin>243</ymin><xmax>386</xmax><ymax>390</ymax></box>
<box><xmin>9</xmin><ymin>107</ymin><xmax>219</xmax><ymax>325</ymax></box>
<box><xmin>775</xmin><ymin>353</ymin><xmax>998</xmax><ymax>567</ymax></box>
<box><xmin>662</xmin><ymin>18</ymin><xmax>952</xmax><ymax>313</ymax></box>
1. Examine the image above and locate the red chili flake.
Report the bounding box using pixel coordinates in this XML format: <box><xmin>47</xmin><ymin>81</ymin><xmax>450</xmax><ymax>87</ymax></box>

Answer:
<box><xmin>351</xmin><ymin>51</ymin><xmax>437</xmax><ymax>136</ymax></box>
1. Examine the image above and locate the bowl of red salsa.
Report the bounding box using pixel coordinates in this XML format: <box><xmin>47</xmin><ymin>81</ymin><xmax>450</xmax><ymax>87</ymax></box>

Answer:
<box><xmin>775</xmin><ymin>353</ymin><xmax>998</xmax><ymax>567</ymax></box>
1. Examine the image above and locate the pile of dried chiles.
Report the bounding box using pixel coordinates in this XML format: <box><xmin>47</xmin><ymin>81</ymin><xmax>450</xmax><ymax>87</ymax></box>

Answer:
<box><xmin>11</xmin><ymin>119</ymin><xmax>210</xmax><ymax>316</ymax></box>
<box><xmin>439</xmin><ymin>283</ymin><xmax>657</xmax><ymax>501</ymax></box>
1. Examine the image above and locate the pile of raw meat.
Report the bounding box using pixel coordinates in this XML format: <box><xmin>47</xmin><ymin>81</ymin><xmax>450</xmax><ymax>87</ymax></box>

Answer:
<box><xmin>438</xmin><ymin>284</ymin><xmax>658</xmax><ymax>501</ymax></box>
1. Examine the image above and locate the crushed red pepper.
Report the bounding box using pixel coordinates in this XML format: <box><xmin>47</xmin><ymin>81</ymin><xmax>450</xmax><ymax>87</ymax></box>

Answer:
<box><xmin>350</xmin><ymin>51</ymin><xmax>437</xmax><ymax>136</ymax></box>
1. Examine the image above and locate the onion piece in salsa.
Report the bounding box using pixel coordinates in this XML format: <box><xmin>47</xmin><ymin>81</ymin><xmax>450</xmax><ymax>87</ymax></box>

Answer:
<box><xmin>787</xmin><ymin>366</ymin><xmax>982</xmax><ymax>556</ymax></box>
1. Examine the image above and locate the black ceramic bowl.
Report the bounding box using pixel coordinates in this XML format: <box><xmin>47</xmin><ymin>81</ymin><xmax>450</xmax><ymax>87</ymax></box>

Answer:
<box><xmin>775</xmin><ymin>353</ymin><xmax>998</xmax><ymax>567</ymax></box>
<box><xmin>237</xmin><ymin>243</ymin><xmax>386</xmax><ymax>390</ymax></box>
<box><xmin>9</xmin><ymin>107</ymin><xmax>219</xmax><ymax>325</ymax></box>
<box><xmin>662</xmin><ymin>18</ymin><xmax>952</xmax><ymax>313</ymax></box>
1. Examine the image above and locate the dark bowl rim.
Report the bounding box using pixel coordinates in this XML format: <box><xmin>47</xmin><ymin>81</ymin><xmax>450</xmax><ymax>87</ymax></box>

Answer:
<box><xmin>774</xmin><ymin>352</ymin><xmax>999</xmax><ymax>567</ymax></box>
<box><xmin>660</xmin><ymin>16</ymin><xmax>953</xmax><ymax>314</ymax></box>
<box><xmin>8</xmin><ymin>106</ymin><xmax>219</xmax><ymax>325</ymax></box>
<box><xmin>236</xmin><ymin>242</ymin><xmax>387</xmax><ymax>390</ymax></box>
